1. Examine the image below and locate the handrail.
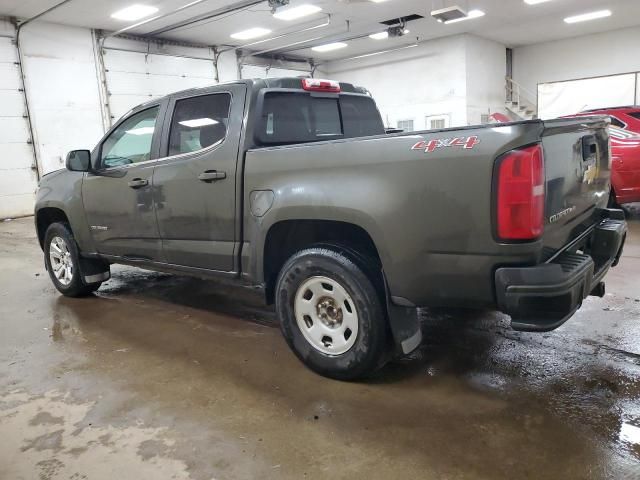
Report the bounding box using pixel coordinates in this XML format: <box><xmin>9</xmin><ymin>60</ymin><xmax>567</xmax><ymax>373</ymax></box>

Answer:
<box><xmin>505</xmin><ymin>76</ymin><xmax>537</xmax><ymax>116</ymax></box>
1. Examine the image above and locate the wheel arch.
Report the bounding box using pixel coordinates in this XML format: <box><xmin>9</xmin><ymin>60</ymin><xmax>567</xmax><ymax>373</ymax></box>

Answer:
<box><xmin>262</xmin><ymin>219</ymin><xmax>385</xmax><ymax>305</ymax></box>
<box><xmin>35</xmin><ymin>207</ymin><xmax>71</xmax><ymax>249</ymax></box>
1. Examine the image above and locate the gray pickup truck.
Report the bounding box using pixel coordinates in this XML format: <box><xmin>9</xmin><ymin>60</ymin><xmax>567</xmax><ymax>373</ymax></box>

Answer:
<box><xmin>35</xmin><ymin>77</ymin><xmax>627</xmax><ymax>379</ymax></box>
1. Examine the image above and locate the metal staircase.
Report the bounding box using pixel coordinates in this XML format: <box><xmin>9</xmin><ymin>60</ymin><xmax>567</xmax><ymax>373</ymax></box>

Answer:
<box><xmin>505</xmin><ymin>77</ymin><xmax>537</xmax><ymax>120</ymax></box>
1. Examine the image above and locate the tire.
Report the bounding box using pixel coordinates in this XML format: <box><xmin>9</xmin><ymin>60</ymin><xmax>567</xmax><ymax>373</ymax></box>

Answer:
<box><xmin>275</xmin><ymin>247</ymin><xmax>389</xmax><ymax>380</ymax></box>
<box><xmin>44</xmin><ymin>222</ymin><xmax>102</xmax><ymax>297</ymax></box>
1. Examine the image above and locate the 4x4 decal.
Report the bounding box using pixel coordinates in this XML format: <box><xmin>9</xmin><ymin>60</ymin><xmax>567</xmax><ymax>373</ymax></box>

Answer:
<box><xmin>412</xmin><ymin>136</ymin><xmax>480</xmax><ymax>153</ymax></box>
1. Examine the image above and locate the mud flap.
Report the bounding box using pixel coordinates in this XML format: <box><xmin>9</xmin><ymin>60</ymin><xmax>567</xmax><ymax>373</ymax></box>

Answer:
<box><xmin>386</xmin><ymin>301</ymin><xmax>422</xmax><ymax>355</ymax></box>
<box><xmin>79</xmin><ymin>257</ymin><xmax>110</xmax><ymax>285</ymax></box>
<box><xmin>382</xmin><ymin>274</ymin><xmax>422</xmax><ymax>355</ymax></box>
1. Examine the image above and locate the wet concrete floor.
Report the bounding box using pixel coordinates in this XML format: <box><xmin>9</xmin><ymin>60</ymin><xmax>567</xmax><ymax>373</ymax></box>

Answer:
<box><xmin>1</xmin><ymin>211</ymin><xmax>640</xmax><ymax>480</ymax></box>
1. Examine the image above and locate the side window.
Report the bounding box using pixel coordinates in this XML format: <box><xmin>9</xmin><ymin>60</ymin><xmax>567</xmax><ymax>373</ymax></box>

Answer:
<box><xmin>168</xmin><ymin>93</ymin><xmax>231</xmax><ymax>156</ymax></box>
<box><xmin>100</xmin><ymin>106</ymin><xmax>159</xmax><ymax>168</ymax></box>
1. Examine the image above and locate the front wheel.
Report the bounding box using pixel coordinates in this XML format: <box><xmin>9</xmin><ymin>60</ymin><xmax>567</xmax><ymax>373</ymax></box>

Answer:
<box><xmin>44</xmin><ymin>222</ymin><xmax>102</xmax><ymax>297</ymax></box>
<box><xmin>275</xmin><ymin>247</ymin><xmax>389</xmax><ymax>380</ymax></box>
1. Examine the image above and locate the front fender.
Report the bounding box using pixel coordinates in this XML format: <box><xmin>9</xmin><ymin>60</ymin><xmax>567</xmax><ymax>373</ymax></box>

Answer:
<box><xmin>35</xmin><ymin>170</ymin><xmax>95</xmax><ymax>253</ymax></box>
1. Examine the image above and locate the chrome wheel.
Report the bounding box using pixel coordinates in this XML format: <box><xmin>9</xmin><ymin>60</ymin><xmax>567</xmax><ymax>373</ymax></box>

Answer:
<box><xmin>49</xmin><ymin>236</ymin><xmax>73</xmax><ymax>286</ymax></box>
<box><xmin>294</xmin><ymin>276</ymin><xmax>359</xmax><ymax>355</ymax></box>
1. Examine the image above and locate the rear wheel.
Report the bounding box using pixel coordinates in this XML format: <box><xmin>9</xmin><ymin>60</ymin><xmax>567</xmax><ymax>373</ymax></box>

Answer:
<box><xmin>275</xmin><ymin>247</ymin><xmax>389</xmax><ymax>380</ymax></box>
<box><xmin>44</xmin><ymin>222</ymin><xmax>102</xmax><ymax>297</ymax></box>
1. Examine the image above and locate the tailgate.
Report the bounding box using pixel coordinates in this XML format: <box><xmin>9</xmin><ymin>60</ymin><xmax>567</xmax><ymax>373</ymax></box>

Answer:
<box><xmin>541</xmin><ymin>116</ymin><xmax>611</xmax><ymax>250</ymax></box>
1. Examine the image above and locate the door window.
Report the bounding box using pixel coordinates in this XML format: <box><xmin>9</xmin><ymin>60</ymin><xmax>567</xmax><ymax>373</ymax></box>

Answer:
<box><xmin>168</xmin><ymin>93</ymin><xmax>231</xmax><ymax>156</ymax></box>
<box><xmin>100</xmin><ymin>106</ymin><xmax>159</xmax><ymax>168</ymax></box>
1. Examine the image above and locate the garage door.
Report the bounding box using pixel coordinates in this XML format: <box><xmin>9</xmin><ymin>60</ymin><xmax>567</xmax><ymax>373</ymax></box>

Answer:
<box><xmin>102</xmin><ymin>49</ymin><xmax>217</xmax><ymax>124</ymax></box>
<box><xmin>538</xmin><ymin>73</ymin><xmax>639</xmax><ymax>119</ymax></box>
<box><xmin>240</xmin><ymin>63</ymin><xmax>311</xmax><ymax>79</ymax></box>
<box><xmin>0</xmin><ymin>37</ymin><xmax>37</xmax><ymax>219</ymax></box>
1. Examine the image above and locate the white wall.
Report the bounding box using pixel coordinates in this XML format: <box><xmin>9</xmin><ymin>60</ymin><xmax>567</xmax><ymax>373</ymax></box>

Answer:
<box><xmin>326</xmin><ymin>34</ymin><xmax>507</xmax><ymax>130</ymax></box>
<box><xmin>513</xmin><ymin>26</ymin><xmax>640</xmax><ymax>104</ymax></box>
<box><xmin>326</xmin><ymin>35</ymin><xmax>468</xmax><ymax>130</ymax></box>
<box><xmin>465</xmin><ymin>35</ymin><xmax>506</xmax><ymax>125</ymax></box>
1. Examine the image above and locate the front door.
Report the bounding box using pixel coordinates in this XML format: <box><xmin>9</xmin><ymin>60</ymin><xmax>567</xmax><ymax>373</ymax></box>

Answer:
<box><xmin>82</xmin><ymin>103</ymin><xmax>164</xmax><ymax>260</ymax></box>
<box><xmin>153</xmin><ymin>85</ymin><xmax>247</xmax><ymax>271</ymax></box>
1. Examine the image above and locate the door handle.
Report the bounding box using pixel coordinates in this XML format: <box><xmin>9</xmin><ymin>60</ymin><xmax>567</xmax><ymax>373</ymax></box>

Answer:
<box><xmin>127</xmin><ymin>178</ymin><xmax>149</xmax><ymax>188</ymax></box>
<box><xmin>198</xmin><ymin>170</ymin><xmax>226</xmax><ymax>182</ymax></box>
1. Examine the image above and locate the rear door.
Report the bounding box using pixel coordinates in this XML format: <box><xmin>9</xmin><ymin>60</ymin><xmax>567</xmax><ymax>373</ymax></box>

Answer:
<box><xmin>82</xmin><ymin>102</ymin><xmax>166</xmax><ymax>260</ymax></box>
<box><xmin>541</xmin><ymin>117</ymin><xmax>611</xmax><ymax>249</ymax></box>
<box><xmin>153</xmin><ymin>84</ymin><xmax>247</xmax><ymax>271</ymax></box>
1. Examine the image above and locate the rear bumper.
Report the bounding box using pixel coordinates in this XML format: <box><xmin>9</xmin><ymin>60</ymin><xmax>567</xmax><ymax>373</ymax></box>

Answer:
<box><xmin>495</xmin><ymin>209</ymin><xmax>627</xmax><ymax>332</ymax></box>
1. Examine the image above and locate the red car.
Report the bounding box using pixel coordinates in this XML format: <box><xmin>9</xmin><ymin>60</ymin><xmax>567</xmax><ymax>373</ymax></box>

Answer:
<box><xmin>569</xmin><ymin>107</ymin><xmax>640</xmax><ymax>206</ymax></box>
<box><xmin>576</xmin><ymin>106</ymin><xmax>640</xmax><ymax>133</ymax></box>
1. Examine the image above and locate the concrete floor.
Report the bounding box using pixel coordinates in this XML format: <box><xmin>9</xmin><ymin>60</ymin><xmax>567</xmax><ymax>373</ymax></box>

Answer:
<box><xmin>1</xmin><ymin>211</ymin><xmax>639</xmax><ymax>480</ymax></box>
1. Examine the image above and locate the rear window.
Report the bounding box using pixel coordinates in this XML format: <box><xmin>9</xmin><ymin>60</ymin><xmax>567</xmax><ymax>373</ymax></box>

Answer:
<box><xmin>627</xmin><ymin>112</ymin><xmax>640</xmax><ymax>121</ymax></box>
<box><xmin>257</xmin><ymin>92</ymin><xmax>384</xmax><ymax>145</ymax></box>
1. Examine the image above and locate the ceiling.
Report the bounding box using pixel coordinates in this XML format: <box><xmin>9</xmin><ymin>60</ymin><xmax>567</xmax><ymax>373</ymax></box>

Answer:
<box><xmin>2</xmin><ymin>0</ymin><xmax>640</xmax><ymax>61</ymax></box>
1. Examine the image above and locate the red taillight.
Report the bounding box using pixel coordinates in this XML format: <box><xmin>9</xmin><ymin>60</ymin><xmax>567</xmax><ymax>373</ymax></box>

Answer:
<box><xmin>496</xmin><ymin>144</ymin><xmax>545</xmax><ymax>241</ymax></box>
<box><xmin>301</xmin><ymin>78</ymin><xmax>340</xmax><ymax>93</ymax></box>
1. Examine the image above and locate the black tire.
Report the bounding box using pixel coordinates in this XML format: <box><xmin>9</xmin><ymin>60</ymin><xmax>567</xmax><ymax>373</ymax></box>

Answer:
<box><xmin>275</xmin><ymin>247</ymin><xmax>389</xmax><ymax>380</ymax></box>
<box><xmin>44</xmin><ymin>222</ymin><xmax>102</xmax><ymax>297</ymax></box>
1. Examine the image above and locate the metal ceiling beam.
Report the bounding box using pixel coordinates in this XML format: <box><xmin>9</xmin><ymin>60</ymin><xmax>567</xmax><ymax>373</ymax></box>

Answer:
<box><xmin>145</xmin><ymin>0</ymin><xmax>265</xmax><ymax>37</ymax></box>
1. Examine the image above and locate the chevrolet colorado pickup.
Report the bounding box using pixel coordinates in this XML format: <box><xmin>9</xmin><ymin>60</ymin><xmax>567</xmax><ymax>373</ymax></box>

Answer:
<box><xmin>35</xmin><ymin>77</ymin><xmax>627</xmax><ymax>379</ymax></box>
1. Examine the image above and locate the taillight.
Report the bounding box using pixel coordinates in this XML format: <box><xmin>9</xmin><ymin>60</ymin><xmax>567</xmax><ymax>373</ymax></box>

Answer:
<box><xmin>301</xmin><ymin>78</ymin><xmax>340</xmax><ymax>93</ymax></box>
<box><xmin>496</xmin><ymin>144</ymin><xmax>545</xmax><ymax>241</ymax></box>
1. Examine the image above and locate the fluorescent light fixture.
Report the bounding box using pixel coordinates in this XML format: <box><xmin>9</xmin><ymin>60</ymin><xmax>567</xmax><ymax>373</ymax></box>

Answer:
<box><xmin>230</xmin><ymin>27</ymin><xmax>272</xmax><ymax>40</ymax></box>
<box><xmin>126</xmin><ymin>127</ymin><xmax>155</xmax><ymax>136</ymax></box>
<box><xmin>312</xmin><ymin>42</ymin><xmax>348</xmax><ymax>52</ymax></box>
<box><xmin>179</xmin><ymin>118</ymin><xmax>219</xmax><ymax>128</ymax></box>
<box><xmin>524</xmin><ymin>0</ymin><xmax>553</xmax><ymax>4</ymax></box>
<box><xmin>273</xmin><ymin>4</ymin><xmax>322</xmax><ymax>21</ymax></box>
<box><xmin>444</xmin><ymin>9</ymin><xmax>485</xmax><ymax>24</ymax></box>
<box><xmin>111</xmin><ymin>4</ymin><xmax>159</xmax><ymax>21</ymax></box>
<box><xmin>564</xmin><ymin>10</ymin><xmax>612</xmax><ymax>24</ymax></box>
<box><xmin>369</xmin><ymin>0</ymin><xmax>390</xmax><ymax>3</ymax></box>
<box><xmin>369</xmin><ymin>31</ymin><xmax>389</xmax><ymax>40</ymax></box>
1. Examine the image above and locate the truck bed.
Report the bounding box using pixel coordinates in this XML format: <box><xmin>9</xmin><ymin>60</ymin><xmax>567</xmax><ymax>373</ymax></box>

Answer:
<box><xmin>243</xmin><ymin>117</ymin><xmax>612</xmax><ymax>309</ymax></box>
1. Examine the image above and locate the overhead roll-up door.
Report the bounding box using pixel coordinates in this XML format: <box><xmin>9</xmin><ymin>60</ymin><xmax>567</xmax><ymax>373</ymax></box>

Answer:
<box><xmin>0</xmin><ymin>37</ymin><xmax>37</xmax><ymax>218</ymax></box>
<box><xmin>538</xmin><ymin>73</ymin><xmax>638</xmax><ymax>119</ymax></box>
<box><xmin>102</xmin><ymin>49</ymin><xmax>217</xmax><ymax>123</ymax></box>
<box><xmin>240</xmin><ymin>63</ymin><xmax>311</xmax><ymax>79</ymax></box>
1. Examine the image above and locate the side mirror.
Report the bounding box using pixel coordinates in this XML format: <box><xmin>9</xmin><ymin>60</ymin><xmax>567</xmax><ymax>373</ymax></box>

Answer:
<box><xmin>66</xmin><ymin>150</ymin><xmax>91</xmax><ymax>172</ymax></box>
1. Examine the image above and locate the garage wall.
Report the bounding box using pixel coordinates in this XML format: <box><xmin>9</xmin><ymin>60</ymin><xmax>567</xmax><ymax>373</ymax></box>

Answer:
<box><xmin>20</xmin><ymin>22</ymin><xmax>105</xmax><ymax>175</ymax></box>
<box><xmin>0</xmin><ymin>20</ymin><xmax>37</xmax><ymax>218</ymax></box>
<box><xmin>513</xmin><ymin>26</ymin><xmax>640</xmax><ymax>103</ymax></box>
<box><xmin>326</xmin><ymin>34</ymin><xmax>507</xmax><ymax>130</ymax></box>
<box><xmin>465</xmin><ymin>35</ymin><xmax>506</xmax><ymax>125</ymax></box>
<box><xmin>326</xmin><ymin>35</ymin><xmax>469</xmax><ymax>130</ymax></box>
<box><xmin>240</xmin><ymin>63</ymin><xmax>311</xmax><ymax>79</ymax></box>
